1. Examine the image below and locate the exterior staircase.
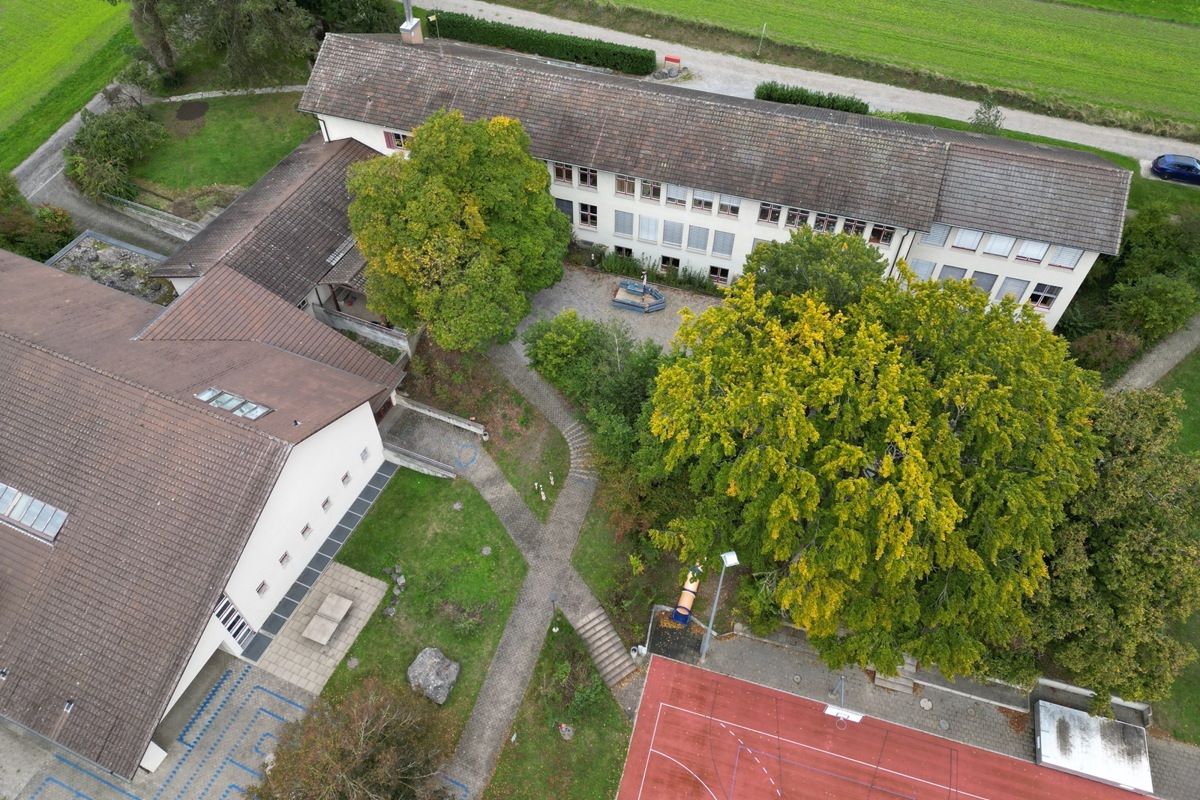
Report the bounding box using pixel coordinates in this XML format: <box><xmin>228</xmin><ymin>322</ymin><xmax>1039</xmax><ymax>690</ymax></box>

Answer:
<box><xmin>872</xmin><ymin>655</ymin><xmax>919</xmax><ymax>694</ymax></box>
<box><xmin>575</xmin><ymin>607</ymin><xmax>638</xmax><ymax>687</ymax></box>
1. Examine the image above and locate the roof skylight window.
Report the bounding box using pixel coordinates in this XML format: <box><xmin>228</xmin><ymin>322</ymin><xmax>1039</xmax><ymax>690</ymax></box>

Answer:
<box><xmin>0</xmin><ymin>481</ymin><xmax>68</xmax><ymax>543</ymax></box>
<box><xmin>195</xmin><ymin>388</ymin><xmax>273</xmax><ymax>420</ymax></box>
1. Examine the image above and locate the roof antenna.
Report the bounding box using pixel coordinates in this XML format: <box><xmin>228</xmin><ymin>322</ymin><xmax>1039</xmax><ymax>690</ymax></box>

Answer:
<box><xmin>293</xmin><ymin>420</ymin><xmax>301</xmax><ymax>426</ymax></box>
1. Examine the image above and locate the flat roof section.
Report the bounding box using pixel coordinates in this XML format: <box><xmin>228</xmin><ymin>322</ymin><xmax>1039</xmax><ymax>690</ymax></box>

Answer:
<box><xmin>1035</xmin><ymin>700</ymin><xmax>1154</xmax><ymax>795</ymax></box>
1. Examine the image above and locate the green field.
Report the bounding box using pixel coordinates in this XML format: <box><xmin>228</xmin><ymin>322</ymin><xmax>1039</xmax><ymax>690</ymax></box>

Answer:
<box><xmin>0</xmin><ymin>0</ymin><xmax>130</xmax><ymax>131</ymax></box>
<box><xmin>1054</xmin><ymin>0</ymin><xmax>1200</xmax><ymax>25</ymax></box>
<box><xmin>596</xmin><ymin>0</ymin><xmax>1200</xmax><ymax>125</ymax></box>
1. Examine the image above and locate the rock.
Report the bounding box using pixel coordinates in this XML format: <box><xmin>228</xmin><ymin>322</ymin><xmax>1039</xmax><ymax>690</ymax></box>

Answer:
<box><xmin>558</xmin><ymin>723</ymin><xmax>574</xmax><ymax>741</ymax></box>
<box><xmin>654</xmin><ymin>69</ymin><xmax>668</xmax><ymax>79</ymax></box>
<box><xmin>384</xmin><ymin>566</ymin><xmax>394</xmax><ymax>575</ymax></box>
<box><xmin>666</xmin><ymin>67</ymin><xmax>679</xmax><ymax>78</ymax></box>
<box><xmin>346</xmin><ymin>657</ymin><xmax>359</xmax><ymax>670</ymax></box>
<box><xmin>453</xmin><ymin>501</ymin><xmax>463</xmax><ymax>511</ymax></box>
<box><xmin>481</xmin><ymin>546</ymin><xmax>492</xmax><ymax>556</ymax></box>
<box><xmin>383</xmin><ymin>606</ymin><xmax>396</xmax><ymax>617</ymax></box>
<box><xmin>733</xmin><ymin>622</ymin><xmax>745</xmax><ymax>634</ymax></box>
<box><xmin>393</xmin><ymin>585</ymin><xmax>402</xmax><ymax>596</ymax></box>
<box><xmin>408</xmin><ymin>647</ymin><xmax>460</xmax><ymax>704</ymax></box>
<box><xmin>394</xmin><ymin>563</ymin><xmax>403</xmax><ymax>574</ymax></box>
<box><xmin>396</xmin><ymin>575</ymin><xmax>406</xmax><ymax>587</ymax></box>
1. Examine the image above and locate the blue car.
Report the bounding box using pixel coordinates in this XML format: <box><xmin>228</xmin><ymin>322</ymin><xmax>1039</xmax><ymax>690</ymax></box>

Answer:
<box><xmin>1151</xmin><ymin>154</ymin><xmax>1200</xmax><ymax>184</ymax></box>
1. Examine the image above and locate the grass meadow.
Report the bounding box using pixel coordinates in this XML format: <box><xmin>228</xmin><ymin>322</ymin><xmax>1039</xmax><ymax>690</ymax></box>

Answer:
<box><xmin>0</xmin><ymin>0</ymin><xmax>133</xmax><ymax>172</ymax></box>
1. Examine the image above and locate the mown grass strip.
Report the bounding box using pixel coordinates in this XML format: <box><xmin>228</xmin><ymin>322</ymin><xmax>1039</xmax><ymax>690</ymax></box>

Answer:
<box><xmin>484</xmin><ymin>0</ymin><xmax>1200</xmax><ymax>142</ymax></box>
<box><xmin>0</xmin><ymin>26</ymin><xmax>135</xmax><ymax>175</ymax></box>
<box><xmin>1050</xmin><ymin>0</ymin><xmax>1200</xmax><ymax>26</ymax></box>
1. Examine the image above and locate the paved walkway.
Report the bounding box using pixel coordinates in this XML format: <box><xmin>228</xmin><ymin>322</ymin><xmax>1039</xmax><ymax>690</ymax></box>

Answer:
<box><xmin>431</xmin><ymin>0</ymin><xmax>1200</xmax><ymax>169</ymax></box>
<box><xmin>1113</xmin><ymin>312</ymin><xmax>1200</xmax><ymax>389</ymax></box>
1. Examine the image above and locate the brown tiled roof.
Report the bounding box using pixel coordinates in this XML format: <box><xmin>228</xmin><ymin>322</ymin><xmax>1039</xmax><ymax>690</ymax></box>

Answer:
<box><xmin>299</xmin><ymin>37</ymin><xmax>1128</xmax><ymax>254</ymax></box>
<box><xmin>154</xmin><ymin>134</ymin><xmax>378</xmax><ymax>302</ymax></box>
<box><xmin>138</xmin><ymin>266</ymin><xmax>404</xmax><ymax>410</ymax></box>
<box><xmin>0</xmin><ymin>251</ymin><xmax>385</xmax><ymax>777</ymax></box>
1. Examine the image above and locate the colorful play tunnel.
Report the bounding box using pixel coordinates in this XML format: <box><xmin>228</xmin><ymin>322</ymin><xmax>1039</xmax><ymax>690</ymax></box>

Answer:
<box><xmin>671</xmin><ymin>566</ymin><xmax>702</xmax><ymax>625</ymax></box>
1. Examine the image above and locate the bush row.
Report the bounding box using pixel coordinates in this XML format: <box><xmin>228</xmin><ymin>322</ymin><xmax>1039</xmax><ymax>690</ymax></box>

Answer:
<box><xmin>430</xmin><ymin>10</ymin><xmax>656</xmax><ymax>75</ymax></box>
<box><xmin>754</xmin><ymin>81</ymin><xmax>869</xmax><ymax>115</ymax></box>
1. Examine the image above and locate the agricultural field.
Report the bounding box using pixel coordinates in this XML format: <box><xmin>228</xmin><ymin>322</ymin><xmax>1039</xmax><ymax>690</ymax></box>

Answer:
<box><xmin>0</xmin><ymin>0</ymin><xmax>132</xmax><ymax>172</ymax></box>
<box><xmin>586</xmin><ymin>0</ymin><xmax>1200</xmax><ymax>125</ymax></box>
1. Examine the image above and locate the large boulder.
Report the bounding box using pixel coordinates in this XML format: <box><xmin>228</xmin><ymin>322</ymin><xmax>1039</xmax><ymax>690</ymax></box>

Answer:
<box><xmin>407</xmin><ymin>647</ymin><xmax>460</xmax><ymax>705</ymax></box>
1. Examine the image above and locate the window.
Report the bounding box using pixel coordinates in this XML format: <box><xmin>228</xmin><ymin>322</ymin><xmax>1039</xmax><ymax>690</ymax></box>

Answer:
<box><xmin>279</xmin><ymin>551</ymin><xmax>291</xmax><ymax>567</ymax></box>
<box><xmin>256</xmin><ymin>581</ymin><xmax>269</xmax><ymax>596</ymax></box>
<box><xmin>661</xmin><ymin>255</ymin><xmax>680</xmax><ymax>270</ymax></box>
<box><xmin>709</xmin><ymin>266</ymin><xmax>731</xmax><ymax>286</ymax></box>
<box><xmin>908</xmin><ymin>259</ymin><xmax>937</xmax><ymax>280</ymax></box>
<box><xmin>195</xmin><ymin>387</ymin><xmax>271</xmax><ymax>419</ymax></box>
<box><xmin>712</xmin><ymin>230</ymin><xmax>735</xmax><ymax>258</ymax></box>
<box><xmin>663</xmin><ymin>220</ymin><xmax>684</xmax><ymax>247</ymax></box>
<box><xmin>869</xmin><ymin>225</ymin><xmax>895</xmax><ymax>246</ymax></box>
<box><xmin>639</xmin><ymin>215</ymin><xmax>658</xmax><ymax>242</ymax></box>
<box><xmin>553</xmin><ymin>163</ymin><xmax>573</xmax><ymax>184</ymax></box>
<box><xmin>341</xmin><ymin>472</ymin><xmax>351</xmax><ymax>486</ymax></box>
<box><xmin>301</xmin><ymin>523</ymin><xmax>312</xmax><ymax>539</ymax></box>
<box><xmin>384</xmin><ymin>131</ymin><xmax>408</xmax><ymax>150</ymax></box>
<box><xmin>579</xmin><ymin>204</ymin><xmax>598</xmax><ymax>228</ymax></box>
<box><xmin>983</xmin><ymin>234</ymin><xmax>1015</xmax><ymax>257</ymax></box>
<box><xmin>360</xmin><ymin>447</ymin><xmax>369</xmax><ymax>462</ymax></box>
<box><xmin>0</xmin><ymin>481</ymin><xmax>68</xmax><ymax>543</ymax></box>
<box><xmin>939</xmin><ymin>266</ymin><xmax>967</xmax><ymax>282</ymax></box>
<box><xmin>615</xmin><ymin>246</ymin><xmax>633</xmax><ymax>258</ymax></box>
<box><xmin>814</xmin><ymin>213</ymin><xmax>838</xmax><ymax>233</ymax></box>
<box><xmin>687</xmin><ymin>225</ymin><xmax>710</xmax><ymax>252</ymax></box>
<box><xmin>1029</xmin><ymin>283</ymin><xmax>1062</xmax><ymax>309</ymax></box>
<box><xmin>640</xmin><ymin>180</ymin><xmax>661</xmax><ymax>201</ymax></box>
<box><xmin>758</xmin><ymin>203</ymin><xmax>782</xmax><ymax>224</ymax></box>
<box><xmin>215</xmin><ymin>594</ymin><xmax>255</xmax><ymax>647</ymax></box>
<box><xmin>1050</xmin><ymin>246</ymin><xmax>1084</xmax><ymax>269</ymax></box>
<box><xmin>692</xmin><ymin>189</ymin><xmax>714</xmax><ymax>212</ymax></box>
<box><xmin>616</xmin><ymin>175</ymin><xmax>636</xmax><ymax>196</ymax></box>
<box><xmin>1016</xmin><ymin>240</ymin><xmax>1050</xmax><ymax>263</ymax></box>
<box><xmin>997</xmin><ymin>277</ymin><xmax>1030</xmax><ymax>301</ymax></box>
<box><xmin>614</xmin><ymin>210</ymin><xmax>633</xmax><ymax>237</ymax></box>
<box><xmin>786</xmin><ymin>208</ymin><xmax>809</xmax><ymax>229</ymax></box>
<box><xmin>970</xmin><ymin>271</ymin><xmax>998</xmax><ymax>295</ymax></box>
<box><xmin>752</xmin><ymin>238</ymin><xmax>770</xmax><ymax>250</ymax></box>
<box><xmin>921</xmin><ymin>223</ymin><xmax>951</xmax><ymax>246</ymax></box>
<box><xmin>843</xmin><ymin>219</ymin><xmax>867</xmax><ymax>237</ymax></box>
<box><xmin>666</xmin><ymin>184</ymin><xmax>688</xmax><ymax>206</ymax></box>
<box><xmin>718</xmin><ymin>196</ymin><xmax>741</xmax><ymax>217</ymax></box>
<box><xmin>953</xmin><ymin>228</ymin><xmax>983</xmax><ymax>250</ymax></box>
<box><xmin>321</xmin><ymin>497</ymin><xmax>332</xmax><ymax>512</ymax></box>
<box><xmin>578</xmin><ymin>167</ymin><xmax>597</xmax><ymax>189</ymax></box>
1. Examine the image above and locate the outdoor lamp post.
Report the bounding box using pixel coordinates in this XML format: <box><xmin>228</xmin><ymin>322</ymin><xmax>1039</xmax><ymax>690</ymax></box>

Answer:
<box><xmin>700</xmin><ymin>550</ymin><xmax>738</xmax><ymax>662</ymax></box>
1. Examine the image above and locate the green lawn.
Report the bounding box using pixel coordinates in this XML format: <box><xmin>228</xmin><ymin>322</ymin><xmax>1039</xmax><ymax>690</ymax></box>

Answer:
<box><xmin>1052</xmin><ymin>0</ymin><xmax>1200</xmax><ymax>25</ymax></box>
<box><xmin>0</xmin><ymin>2</ymin><xmax>133</xmax><ymax>173</ymax></box>
<box><xmin>327</xmin><ymin>469</ymin><xmax>527</xmax><ymax>757</ymax></box>
<box><xmin>1157</xmin><ymin>349</ymin><xmax>1200</xmax><ymax>454</ymax></box>
<box><xmin>605</xmin><ymin>0</ymin><xmax>1199</xmax><ymax>125</ymax></box>
<box><xmin>132</xmin><ymin>93</ymin><xmax>317</xmax><ymax>190</ymax></box>
<box><xmin>482</xmin><ymin>614</ymin><xmax>631</xmax><ymax>799</ymax></box>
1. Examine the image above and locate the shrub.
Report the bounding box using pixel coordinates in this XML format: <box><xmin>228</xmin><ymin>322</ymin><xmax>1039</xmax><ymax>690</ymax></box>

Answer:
<box><xmin>1109</xmin><ymin>274</ymin><xmax>1200</xmax><ymax>344</ymax></box>
<box><xmin>754</xmin><ymin>81</ymin><xmax>869</xmax><ymax>114</ymax></box>
<box><xmin>969</xmin><ymin>93</ymin><xmax>1005</xmax><ymax>134</ymax></box>
<box><xmin>0</xmin><ymin>174</ymin><xmax>76</xmax><ymax>261</ymax></box>
<box><xmin>64</xmin><ymin>108</ymin><xmax>166</xmax><ymax>201</ymax></box>
<box><xmin>430</xmin><ymin>11</ymin><xmax>656</xmax><ymax>75</ymax></box>
<box><xmin>1069</xmin><ymin>329</ymin><xmax>1142</xmax><ymax>372</ymax></box>
<box><xmin>593</xmin><ymin>251</ymin><xmax>724</xmax><ymax>297</ymax></box>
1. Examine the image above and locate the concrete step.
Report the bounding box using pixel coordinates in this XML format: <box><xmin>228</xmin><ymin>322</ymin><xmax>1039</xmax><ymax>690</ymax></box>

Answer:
<box><xmin>575</xmin><ymin>607</ymin><xmax>638</xmax><ymax>687</ymax></box>
<box><xmin>873</xmin><ymin>672</ymin><xmax>916</xmax><ymax>693</ymax></box>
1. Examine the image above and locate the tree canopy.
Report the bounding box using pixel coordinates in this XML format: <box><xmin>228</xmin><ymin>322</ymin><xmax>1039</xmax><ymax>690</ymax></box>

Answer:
<box><xmin>646</xmin><ymin>273</ymin><xmax>1103</xmax><ymax>677</ymax></box>
<box><xmin>745</xmin><ymin>226</ymin><xmax>888</xmax><ymax>313</ymax></box>
<box><xmin>247</xmin><ymin>677</ymin><xmax>437</xmax><ymax>800</ymax></box>
<box><xmin>1031</xmin><ymin>389</ymin><xmax>1200</xmax><ymax>702</ymax></box>
<box><xmin>348</xmin><ymin>110</ymin><xmax>570</xmax><ymax>352</ymax></box>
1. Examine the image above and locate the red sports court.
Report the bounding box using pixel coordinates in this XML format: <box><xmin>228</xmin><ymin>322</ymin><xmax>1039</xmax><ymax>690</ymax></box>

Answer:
<box><xmin>618</xmin><ymin>657</ymin><xmax>1145</xmax><ymax>799</ymax></box>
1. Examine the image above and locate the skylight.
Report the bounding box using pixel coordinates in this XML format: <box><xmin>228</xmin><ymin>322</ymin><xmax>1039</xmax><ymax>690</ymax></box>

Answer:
<box><xmin>195</xmin><ymin>387</ymin><xmax>273</xmax><ymax>420</ymax></box>
<box><xmin>0</xmin><ymin>482</ymin><xmax>68</xmax><ymax>543</ymax></box>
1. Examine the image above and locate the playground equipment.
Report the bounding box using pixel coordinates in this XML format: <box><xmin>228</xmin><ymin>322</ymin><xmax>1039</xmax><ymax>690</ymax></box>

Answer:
<box><xmin>671</xmin><ymin>566</ymin><xmax>702</xmax><ymax>625</ymax></box>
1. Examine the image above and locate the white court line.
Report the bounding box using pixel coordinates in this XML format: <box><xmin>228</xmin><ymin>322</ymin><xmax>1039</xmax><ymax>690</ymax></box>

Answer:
<box><xmin>646</xmin><ymin>700</ymin><xmax>991</xmax><ymax>800</ymax></box>
<box><xmin>644</xmin><ymin>749</ymin><xmax>722</xmax><ymax>800</ymax></box>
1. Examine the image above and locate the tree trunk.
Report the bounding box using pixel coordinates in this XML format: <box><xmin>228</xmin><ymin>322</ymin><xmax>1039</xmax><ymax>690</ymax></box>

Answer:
<box><xmin>130</xmin><ymin>0</ymin><xmax>176</xmax><ymax>73</ymax></box>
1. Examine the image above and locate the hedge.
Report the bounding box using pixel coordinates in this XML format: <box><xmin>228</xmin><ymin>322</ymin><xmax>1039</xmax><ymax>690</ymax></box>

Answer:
<box><xmin>754</xmin><ymin>81</ymin><xmax>869</xmax><ymax>115</ymax></box>
<box><xmin>429</xmin><ymin>11</ymin><xmax>656</xmax><ymax>75</ymax></box>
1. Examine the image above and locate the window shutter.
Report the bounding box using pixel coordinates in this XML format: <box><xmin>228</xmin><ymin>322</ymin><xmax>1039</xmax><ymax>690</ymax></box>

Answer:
<box><xmin>953</xmin><ymin>228</ymin><xmax>983</xmax><ymax>250</ymax></box>
<box><xmin>614</xmin><ymin>211</ymin><xmax>633</xmax><ymax>236</ymax></box>
<box><xmin>908</xmin><ymin>259</ymin><xmax>936</xmax><ymax>280</ymax></box>
<box><xmin>712</xmin><ymin>231</ymin><xmax>735</xmax><ymax>257</ymax></box>
<box><xmin>921</xmin><ymin>224</ymin><xmax>951</xmax><ymax>246</ymax></box>
<box><xmin>666</xmin><ymin>184</ymin><xmax>688</xmax><ymax>204</ymax></box>
<box><xmin>997</xmin><ymin>277</ymin><xmax>1030</xmax><ymax>300</ymax></box>
<box><xmin>939</xmin><ymin>266</ymin><xmax>967</xmax><ymax>282</ymax></box>
<box><xmin>663</xmin><ymin>221</ymin><xmax>684</xmax><ymax>247</ymax></box>
<box><xmin>983</xmin><ymin>235</ymin><xmax>1015</xmax><ymax>257</ymax></box>
<box><xmin>687</xmin><ymin>226</ymin><xmax>710</xmax><ymax>251</ymax></box>
<box><xmin>639</xmin><ymin>216</ymin><xmax>658</xmax><ymax>241</ymax></box>
<box><xmin>970</xmin><ymin>271</ymin><xmax>998</xmax><ymax>295</ymax></box>
<box><xmin>1016</xmin><ymin>240</ymin><xmax>1049</xmax><ymax>262</ymax></box>
<box><xmin>1050</xmin><ymin>246</ymin><xmax>1083</xmax><ymax>269</ymax></box>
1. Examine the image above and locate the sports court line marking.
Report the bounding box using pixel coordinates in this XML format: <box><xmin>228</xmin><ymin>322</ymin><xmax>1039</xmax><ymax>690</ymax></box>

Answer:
<box><xmin>648</xmin><ymin>701</ymin><xmax>989</xmax><ymax>800</ymax></box>
<box><xmin>646</xmin><ymin>750</ymin><xmax>721</xmax><ymax>800</ymax></box>
<box><xmin>734</xmin><ymin>744</ymin><xmax>919</xmax><ymax>800</ymax></box>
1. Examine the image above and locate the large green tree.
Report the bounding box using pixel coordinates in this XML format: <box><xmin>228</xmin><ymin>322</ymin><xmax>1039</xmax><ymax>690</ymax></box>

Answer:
<box><xmin>348</xmin><ymin>110</ymin><xmax>570</xmax><ymax>352</ymax></box>
<box><xmin>646</xmin><ymin>273</ymin><xmax>1103</xmax><ymax>677</ymax></box>
<box><xmin>1031</xmin><ymin>389</ymin><xmax>1200</xmax><ymax>702</ymax></box>
<box><xmin>746</xmin><ymin>226</ymin><xmax>888</xmax><ymax>313</ymax></box>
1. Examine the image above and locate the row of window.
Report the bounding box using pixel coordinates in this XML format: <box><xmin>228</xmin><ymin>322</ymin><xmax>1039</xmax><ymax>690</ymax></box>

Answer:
<box><xmin>611</xmin><ymin>247</ymin><xmax>732</xmax><ymax>287</ymax></box>
<box><xmin>921</xmin><ymin>224</ymin><xmax>1082</xmax><ymax>269</ymax></box>
<box><xmin>603</xmin><ymin>208</ymin><xmax>738</xmax><ymax>258</ymax></box>
<box><xmin>909</xmin><ymin>259</ymin><xmax>1062</xmax><ymax>310</ymax></box>
<box><xmin>555</xmin><ymin>163</ymin><xmax>896</xmax><ymax>245</ymax></box>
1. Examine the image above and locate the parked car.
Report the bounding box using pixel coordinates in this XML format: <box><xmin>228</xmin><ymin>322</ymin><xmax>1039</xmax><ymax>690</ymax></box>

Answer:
<box><xmin>1151</xmin><ymin>154</ymin><xmax>1200</xmax><ymax>184</ymax></box>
